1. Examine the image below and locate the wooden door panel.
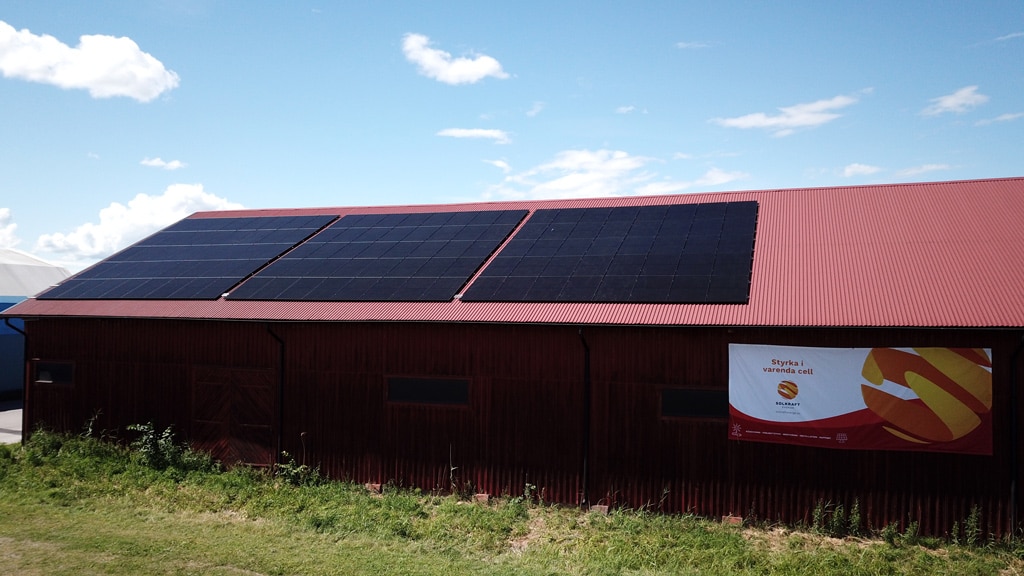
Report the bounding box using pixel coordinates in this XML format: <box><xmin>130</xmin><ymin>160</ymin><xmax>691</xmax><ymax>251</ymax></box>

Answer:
<box><xmin>192</xmin><ymin>366</ymin><xmax>276</xmax><ymax>467</ymax></box>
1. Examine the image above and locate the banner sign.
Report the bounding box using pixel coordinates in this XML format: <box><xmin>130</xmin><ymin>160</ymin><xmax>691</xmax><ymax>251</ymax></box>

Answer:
<box><xmin>728</xmin><ymin>344</ymin><xmax>992</xmax><ymax>455</ymax></box>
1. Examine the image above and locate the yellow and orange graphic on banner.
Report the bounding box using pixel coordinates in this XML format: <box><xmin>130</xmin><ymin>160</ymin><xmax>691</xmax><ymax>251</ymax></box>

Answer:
<box><xmin>728</xmin><ymin>344</ymin><xmax>992</xmax><ymax>454</ymax></box>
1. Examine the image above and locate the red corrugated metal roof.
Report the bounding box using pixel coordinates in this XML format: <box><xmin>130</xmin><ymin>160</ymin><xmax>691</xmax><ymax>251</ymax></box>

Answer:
<box><xmin>5</xmin><ymin>177</ymin><xmax>1024</xmax><ymax>327</ymax></box>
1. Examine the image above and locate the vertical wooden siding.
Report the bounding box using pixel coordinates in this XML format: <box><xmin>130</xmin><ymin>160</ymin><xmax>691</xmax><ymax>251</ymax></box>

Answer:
<box><xmin>277</xmin><ymin>323</ymin><xmax>584</xmax><ymax>503</ymax></box>
<box><xmin>24</xmin><ymin>318</ymin><xmax>279</xmax><ymax>461</ymax></box>
<box><xmin>586</xmin><ymin>326</ymin><xmax>1020</xmax><ymax>536</ymax></box>
<box><xmin>23</xmin><ymin>318</ymin><xmax>1024</xmax><ymax>536</ymax></box>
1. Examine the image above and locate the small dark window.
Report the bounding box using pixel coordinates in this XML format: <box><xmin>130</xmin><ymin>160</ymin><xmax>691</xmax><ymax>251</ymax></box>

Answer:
<box><xmin>661</xmin><ymin>388</ymin><xmax>727</xmax><ymax>419</ymax></box>
<box><xmin>387</xmin><ymin>377</ymin><xmax>469</xmax><ymax>405</ymax></box>
<box><xmin>34</xmin><ymin>362</ymin><xmax>74</xmax><ymax>386</ymax></box>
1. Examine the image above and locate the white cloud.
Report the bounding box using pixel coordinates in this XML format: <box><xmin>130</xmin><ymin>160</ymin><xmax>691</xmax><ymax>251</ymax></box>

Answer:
<box><xmin>483</xmin><ymin>159</ymin><xmax>511</xmax><ymax>174</ymax></box>
<box><xmin>35</xmin><ymin>184</ymin><xmax>243</xmax><ymax>269</ymax></box>
<box><xmin>697</xmin><ymin>167</ymin><xmax>747</xmax><ymax>187</ymax></box>
<box><xmin>676</xmin><ymin>41</ymin><xmax>710</xmax><ymax>49</ymax></box>
<box><xmin>526</xmin><ymin>101</ymin><xmax>545</xmax><ymax>117</ymax></box>
<box><xmin>896</xmin><ymin>164</ymin><xmax>952</xmax><ymax>177</ymax></box>
<box><xmin>0</xmin><ymin>20</ymin><xmax>179</xmax><ymax>102</ymax></box>
<box><xmin>141</xmin><ymin>157</ymin><xmax>186</xmax><ymax>170</ymax></box>
<box><xmin>634</xmin><ymin>168</ymin><xmax>748</xmax><ymax>195</ymax></box>
<box><xmin>842</xmin><ymin>163</ymin><xmax>881</xmax><ymax>177</ymax></box>
<box><xmin>487</xmin><ymin>149</ymin><xmax>652</xmax><ymax>200</ymax></box>
<box><xmin>921</xmin><ymin>86</ymin><xmax>988</xmax><ymax>116</ymax></box>
<box><xmin>975</xmin><ymin>112</ymin><xmax>1024</xmax><ymax>126</ymax></box>
<box><xmin>0</xmin><ymin>208</ymin><xmax>19</xmax><ymax>248</ymax></box>
<box><xmin>996</xmin><ymin>32</ymin><xmax>1023</xmax><ymax>42</ymax></box>
<box><xmin>402</xmin><ymin>33</ymin><xmax>508</xmax><ymax>85</ymax></box>
<box><xmin>616</xmin><ymin>105</ymin><xmax>636</xmax><ymax>114</ymax></box>
<box><xmin>711</xmin><ymin>94</ymin><xmax>858</xmax><ymax>136</ymax></box>
<box><xmin>673</xmin><ymin>151</ymin><xmax>740</xmax><ymax>161</ymax></box>
<box><xmin>484</xmin><ymin>149</ymin><xmax>749</xmax><ymax>201</ymax></box>
<box><xmin>437</xmin><ymin>128</ymin><xmax>510</xmax><ymax>144</ymax></box>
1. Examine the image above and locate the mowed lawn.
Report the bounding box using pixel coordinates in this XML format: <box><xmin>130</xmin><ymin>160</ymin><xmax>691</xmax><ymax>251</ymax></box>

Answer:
<box><xmin>0</xmin><ymin>430</ymin><xmax>1020</xmax><ymax>576</ymax></box>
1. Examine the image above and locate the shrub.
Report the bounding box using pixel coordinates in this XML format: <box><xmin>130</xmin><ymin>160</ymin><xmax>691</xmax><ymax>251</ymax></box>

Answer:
<box><xmin>20</xmin><ymin>428</ymin><xmax>65</xmax><ymax>465</ymax></box>
<box><xmin>901</xmin><ymin>520</ymin><xmax>921</xmax><ymax>546</ymax></box>
<box><xmin>848</xmin><ymin>499</ymin><xmax>862</xmax><ymax>536</ymax></box>
<box><xmin>881</xmin><ymin>522</ymin><xmax>900</xmax><ymax>546</ymax></box>
<box><xmin>126</xmin><ymin>422</ymin><xmax>218</xmax><ymax>474</ymax></box>
<box><xmin>812</xmin><ymin>499</ymin><xmax>854</xmax><ymax>538</ymax></box>
<box><xmin>964</xmin><ymin>505</ymin><xmax>982</xmax><ymax>548</ymax></box>
<box><xmin>275</xmin><ymin>451</ymin><xmax>322</xmax><ymax>486</ymax></box>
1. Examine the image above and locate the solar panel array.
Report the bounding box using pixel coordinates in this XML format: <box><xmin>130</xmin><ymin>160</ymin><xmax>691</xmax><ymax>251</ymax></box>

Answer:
<box><xmin>39</xmin><ymin>215</ymin><xmax>335</xmax><ymax>300</ymax></box>
<box><xmin>461</xmin><ymin>201</ymin><xmax>758</xmax><ymax>303</ymax></box>
<box><xmin>227</xmin><ymin>210</ymin><xmax>527</xmax><ymax>302</ymax></box>
<box><xmin>40</xmin><ymin>201</ymin><xmax>758</xmax><ymax>305</ymax></box>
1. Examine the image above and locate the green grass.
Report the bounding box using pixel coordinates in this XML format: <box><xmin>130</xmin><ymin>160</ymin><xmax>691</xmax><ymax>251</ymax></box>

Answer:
<box><xmin>0</xmin><ymin>431</ymin><xmax>1021</xmax><ymax>575</ymax></box>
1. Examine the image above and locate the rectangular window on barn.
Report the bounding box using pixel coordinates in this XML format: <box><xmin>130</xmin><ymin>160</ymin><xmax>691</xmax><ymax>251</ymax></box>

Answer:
<box><xmin>387</xmin><ymin>377</ymin><xmax>469</xmax><ymax>406</ymax></box>
<box><xmin>661</xmin><ymin>387</ymin><xmax>728</xmax><ymax>420</ymax></box>
<box><xmin>33</xmin><ymin>361</ymin><xmax>74</xmax><ymax>386</ymax></box>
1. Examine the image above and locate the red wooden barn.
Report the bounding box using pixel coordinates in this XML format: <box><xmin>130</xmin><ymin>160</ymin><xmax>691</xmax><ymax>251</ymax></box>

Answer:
<box><xmin>5</xmin><ymin>177</ymin><xmax>1024</xmax><ymax>536</ymax></box>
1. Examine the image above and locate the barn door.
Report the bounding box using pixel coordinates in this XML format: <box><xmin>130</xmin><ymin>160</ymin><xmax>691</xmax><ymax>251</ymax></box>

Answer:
<box><xmin>191</xmin><ymin>366</ymin><xmax>277</xmax><ymax>467</ymax></box>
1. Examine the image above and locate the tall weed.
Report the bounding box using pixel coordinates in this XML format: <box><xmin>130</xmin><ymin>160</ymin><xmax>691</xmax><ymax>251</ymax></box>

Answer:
<box><xmin>811</xmin><ymin>499</ymin><xmax>860</xmax><ymax>538</ymax></box>
<box><xmin>126</xmin><ymin>422</ymin><xmax>218</xmax><ymax>474</ymax></box>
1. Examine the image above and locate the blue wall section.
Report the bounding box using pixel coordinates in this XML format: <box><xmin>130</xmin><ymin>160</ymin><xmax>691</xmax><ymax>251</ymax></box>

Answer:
<box><xmin>0</xmin><ymin>300</ymin><xmax>25</xmax><ymax>400</ymax></box>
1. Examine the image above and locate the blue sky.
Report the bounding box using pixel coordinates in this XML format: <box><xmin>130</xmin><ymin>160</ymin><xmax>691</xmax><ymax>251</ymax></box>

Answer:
<box><xmin>1</xmin><ymin>1</ymin><xmax>1022</xmax><ymax>271</ymax></box>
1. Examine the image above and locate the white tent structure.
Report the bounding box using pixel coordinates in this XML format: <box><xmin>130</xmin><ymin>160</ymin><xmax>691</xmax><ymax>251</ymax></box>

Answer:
<box><xmin>0</xmin><ymin>248</ymin><xmax>70</xmax><ymax>299</ymax></box>
<box><xmin>1</xmin><ymin>249</ymin><xmax>70</xmax><ymax>399</ymax></box>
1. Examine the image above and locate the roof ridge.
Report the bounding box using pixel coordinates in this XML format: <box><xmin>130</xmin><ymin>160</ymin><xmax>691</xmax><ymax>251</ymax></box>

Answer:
<box><xmin>189</xmin><ymin>176</ymin><xmax>1024</xmax><ymax>218</ymax></box>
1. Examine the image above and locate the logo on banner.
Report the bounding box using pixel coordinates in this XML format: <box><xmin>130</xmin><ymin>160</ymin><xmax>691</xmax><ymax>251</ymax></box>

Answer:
<box><xmin>860</xmin><ymin>348</ymin><xmax>992</xmax><ymax>445</ymax></box>
<box><xmin>777</xmin><ymin>380</ymin><xmax>799</xmax><ymax>400</ymax></box>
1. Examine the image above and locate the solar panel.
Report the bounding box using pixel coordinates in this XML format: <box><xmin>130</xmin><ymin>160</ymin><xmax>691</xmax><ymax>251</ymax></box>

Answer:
<box><xmin>461</xmin><ymin>201</ymin><xmax>758</xmax><ymax>304</ymax></box>
<box><xmin>39</xmin><ymin>215</ymin><xmax>335</xmax><ymax>300</ymax></box>
<box><xmin>227</xmin><ymin>210</ymin><xmax>527</xmax><ymax>302</ymax></box>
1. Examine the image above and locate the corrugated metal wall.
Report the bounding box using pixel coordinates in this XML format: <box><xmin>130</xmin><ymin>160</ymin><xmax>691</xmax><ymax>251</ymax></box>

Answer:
<box><xmin>276</xmin><ymin>322</ymin><xmax>584</xmax><ymax>502</ymax></box>
<box><xmin>22</xmin><ymin>318</ymin><xmax>1024</xmax><ymax>536</ymax></box>
<box><xmin>586</xmin><ymin>326</ymin><xmax>1020</xmax><ymax>536</ymax></box>
<box><xmin>23</xmin><ymin>319</ymin><xmax>279</xmax><ymax>464</ymax></box>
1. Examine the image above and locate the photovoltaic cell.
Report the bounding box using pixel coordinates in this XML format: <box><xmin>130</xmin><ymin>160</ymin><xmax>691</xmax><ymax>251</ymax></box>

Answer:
<box><xmin>228</xmin><ymin>210</ymin><xmax>527</xmax><ymax>302</ymax></box>
<box><xmin>461</xmin><ymin>201</ymin><xmax>758</xmax><ymax>304</ymax></box>
<box><xmin>38</xmin><ymin>215</ymin><xmax>335</xmax><ymax>300</ymax></box>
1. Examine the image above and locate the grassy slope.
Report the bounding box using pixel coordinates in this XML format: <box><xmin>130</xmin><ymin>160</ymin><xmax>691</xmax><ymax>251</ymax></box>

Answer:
<box><xmin>0</xmin><ymin>433</ymin><xmax>1019</xmax><ymax>576</ymax></box>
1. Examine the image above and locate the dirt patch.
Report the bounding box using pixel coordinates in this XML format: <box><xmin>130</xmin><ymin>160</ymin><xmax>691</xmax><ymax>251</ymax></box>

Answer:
<box><xmin>187</xmin><ymin>509</ymin><xmax>263</xmax><ymax>525</ymax></box>
<box><xmin>509</xmin><ymin>512</ymin><xmax>547</xmax><ymax>554</ymax></box>
<box><xmin>0</xmin><ymin>536</ymin><xmax>67</xmax><ymax>576</ymax></box>
<box><xmin>181</xmin><ymin>560</ymin><xmax>267</xmax><ymax>576</ymax></box>
<box><xmin>0</xmin><ymin>535</ymin><xmax>63</xmax><ymax>556</ymax></box>
<box><xmin>742</xmin><ymin>526</ymin><xmax>873</xmax><ymax>553</ymax></box>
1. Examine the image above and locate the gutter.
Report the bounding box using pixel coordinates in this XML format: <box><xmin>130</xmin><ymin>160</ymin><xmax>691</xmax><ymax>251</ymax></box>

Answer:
<box><xmin>1011</xmin><ymin>332</ymin><xmax>1024</xmax><ymax>537</ymax></box>
<box><xmin>4</xmin><ymin>318</ymin><xmax>28</xmax><ymax>443</ymax></box>
<box><xmin>266</xmin><ymin>323</ymin><xmax>286</xmax><ymax>467</ymax></box>
<box><xmin>578</xmin><ymin>328</ymin><xmax>592</xmax><ymax>509</ymax></box>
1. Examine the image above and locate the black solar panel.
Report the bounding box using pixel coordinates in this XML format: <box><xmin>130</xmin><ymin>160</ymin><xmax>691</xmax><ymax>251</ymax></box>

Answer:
<box><xmin>461</xmin><ymin>201</ymin><xmax>758</xmax><ymax>304</ymax></box>
<box><xmin>227</xmin><ymin>210</ymin><xmax>527</xmax><ymax>302</ymax></box>
<box><xmin>39</xmin><ymin>215</ymin><xmax>335</xmax><ymax>300</ymax></box>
